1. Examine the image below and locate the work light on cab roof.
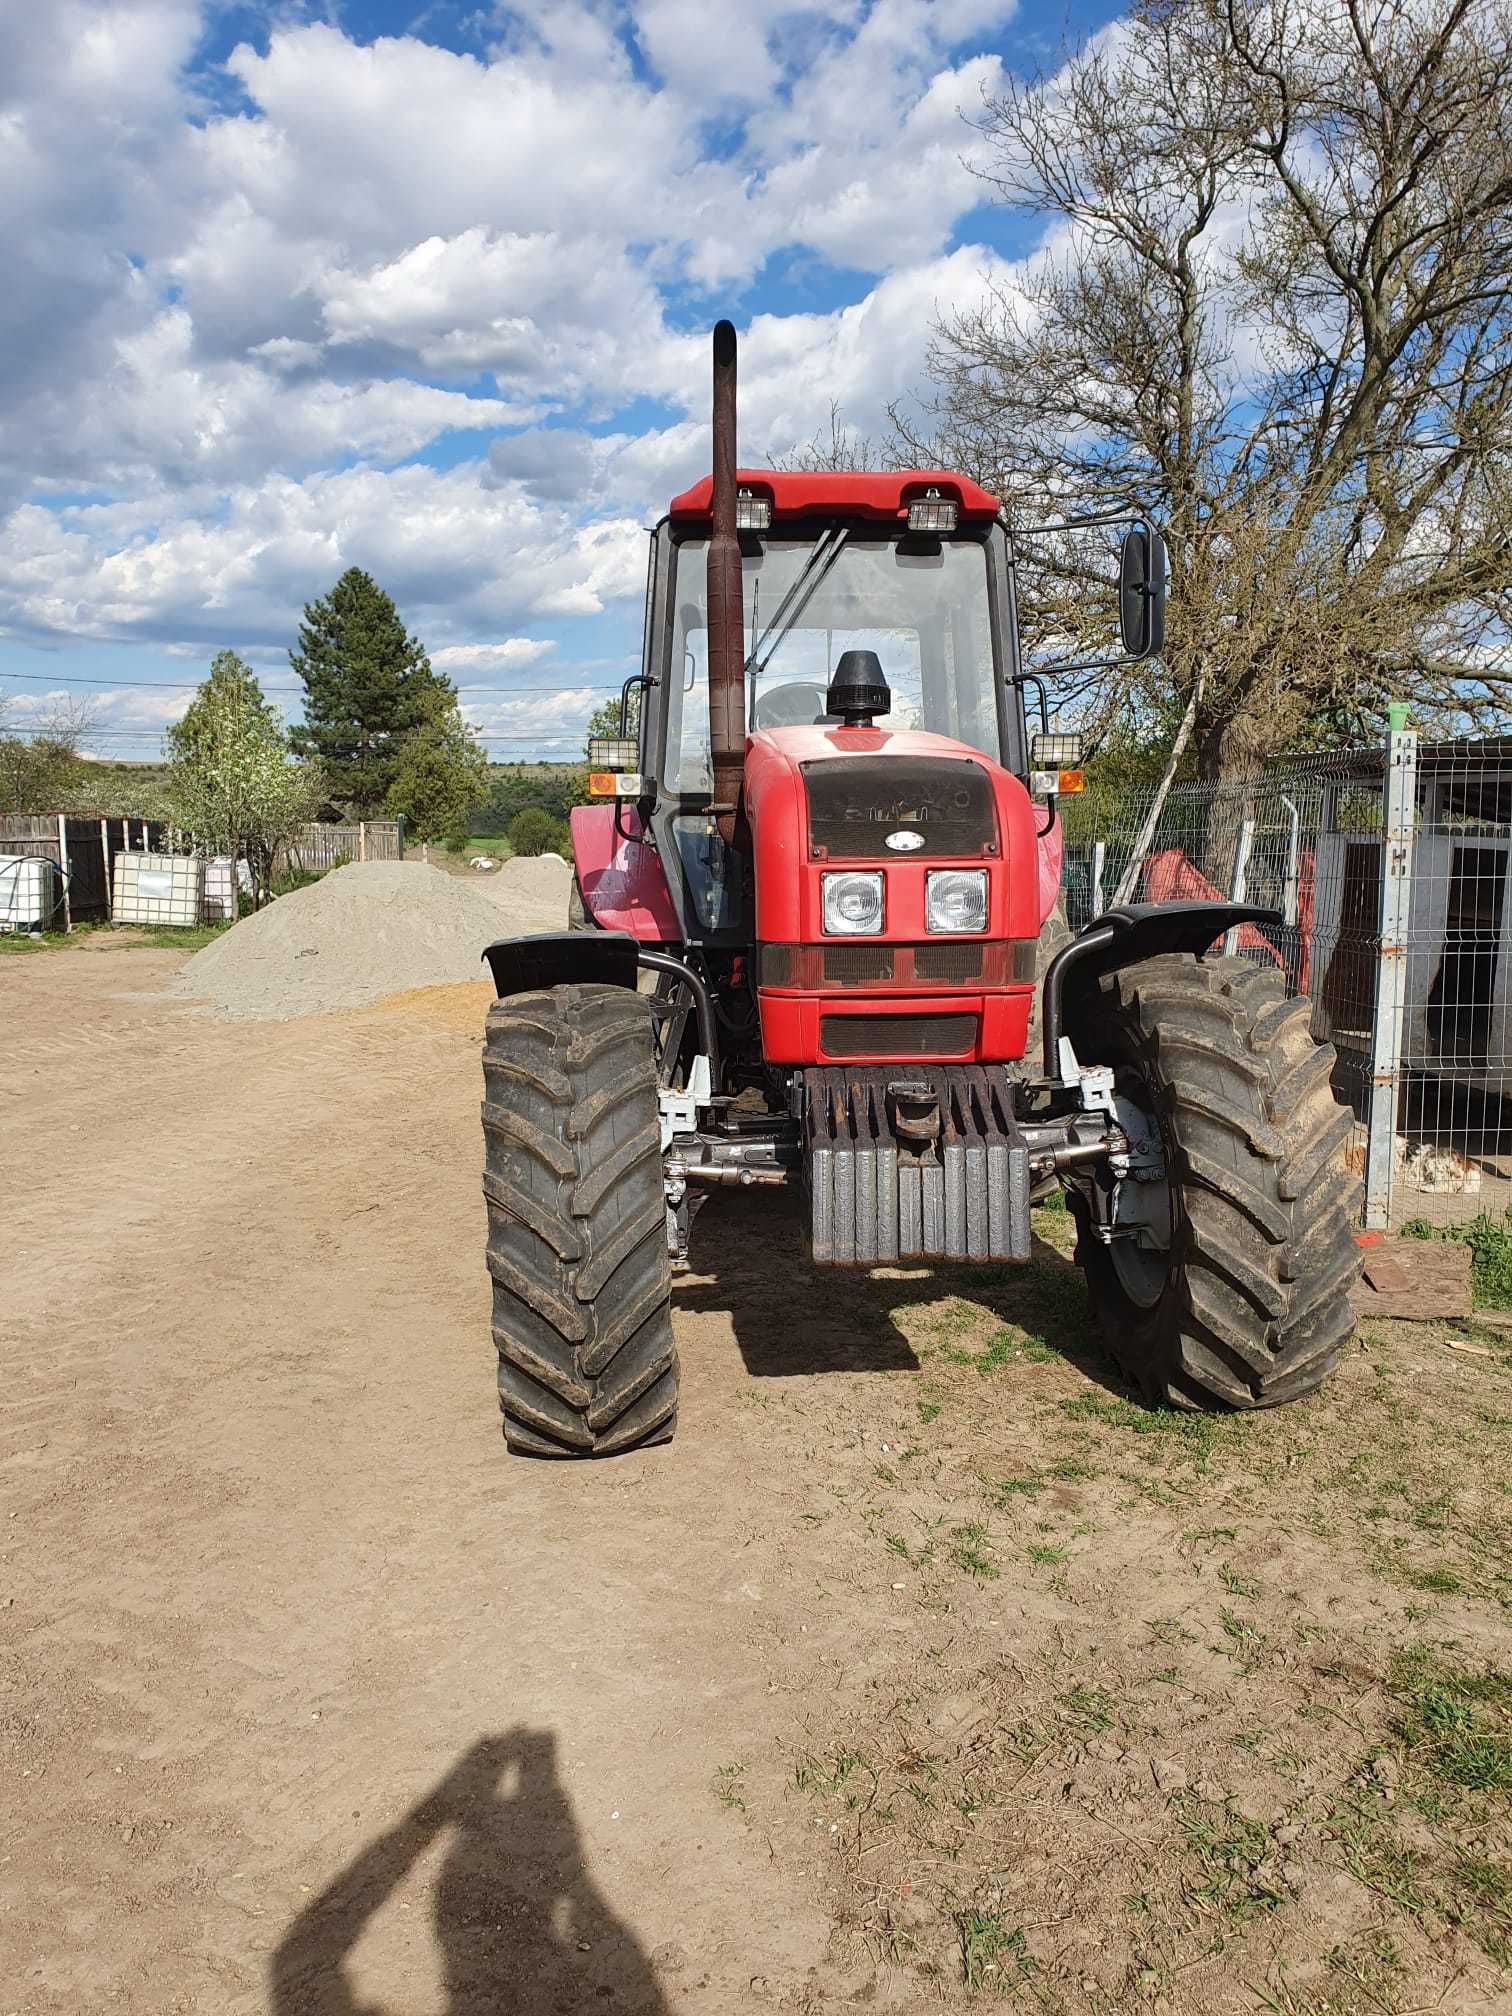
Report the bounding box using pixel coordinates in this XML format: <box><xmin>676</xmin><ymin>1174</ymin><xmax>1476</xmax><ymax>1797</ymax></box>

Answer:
<box><xmin>476</xmin><ymin>318</ymin><xmax>1364</xmax><ymax>1460</ymax></box>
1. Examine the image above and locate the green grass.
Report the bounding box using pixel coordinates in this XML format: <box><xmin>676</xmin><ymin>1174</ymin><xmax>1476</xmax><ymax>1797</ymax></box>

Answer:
<box><xmin>950</xmin><ymin>1522</ymin><xmax>999</xmax><ymax>1579</ymax></box>
<box><xmin>1058</xmin><ymin>1392</ymin><xmax>1234</xmax><ymax>1468</ymax></box>
<box><xmin>1058</xmin><ymin>1683</ymin><xmax>1115</xmax><ymax>1732</ymax></box>
<box><xmin>1389</xmin><ymin>1646</ymin><xmax>1512</xmax><ymax>1793</ymax></box>
<box><xmin>713</xmin><ymin>1762</ymin><xmax>746</xmax><ymax>1812</ymax></box>
<box><xmin>1402</xmin><ymin>1209</ymin><xmax>1512</xmax><ymax>1310</ymax></box>
<box><xmin>1175</xmin><ymin>1795</ymin><xmax>1285</xmax><ymax>1921</ymax></box>
<box><xmin>957</xmin><ymin>1909</ymin><xmax>1033</xmax><ymax>1993</ymax></box>
<box><xmin>0</xmin><ymin>920</ymin><xmax>230</xmax><ymax>953</ymax></box>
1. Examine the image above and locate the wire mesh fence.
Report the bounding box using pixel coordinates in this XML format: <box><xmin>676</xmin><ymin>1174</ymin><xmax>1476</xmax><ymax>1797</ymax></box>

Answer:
<box><xmin>1058</xmin><ymin>731</ymin><xmax>1512</xmax><ymax>1230</ymax></box>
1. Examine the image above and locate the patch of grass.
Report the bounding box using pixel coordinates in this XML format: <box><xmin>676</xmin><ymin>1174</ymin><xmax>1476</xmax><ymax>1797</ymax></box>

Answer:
<box><xmin>986</xmin><ymin>1474</ymin><xmax>1042</xmax><ymax>1505</ymax></box>
<box><xmin>957</xmin><ymin>1908</ymin><xmax>1033</xmax><ymax>1994</ymax></box>
<box><xmin>1330</xmin><ymin>1794</ymin><xmax>1433</xmax><ymax>1918</ymax></box>
<box><xmin>713</xmin><ymin>1762</ymin><xmax>746</xmax><ymax>1811</ymax></box>
<box><xmin>1404</xmin><ymin>1564</ymin><xmax>1464</xmax><ymax>1596</ymax></box>
<box><xmin>1218</xmin><ymin>1562</ymin><xmax>1261</xmax><ymax>1600</ymax></box>
<box><xmin>1389</xmin><ymin>1645</ymin><xmax>1512</xmax><ymax>1793</ymax></box>
<box><xmin>1059</xmin><ymin>1392</ymin><xmax>1232</xmax><ymax>1467</ymax></box>
<box><xmin>1026</xmin><ymin>1543</ymin><xmax>1066</xmax><ymax>1567</ymax></box>
<box><xmin>1400</xmin><ymin>1207</ymin><xmax>1512</xmax><ymax>1309</ymax></box>
<box><xmin>917</xmin><ymin>1399</ymin><xmax>942</xmax><ymax>1426</ymax></box>
<box><xmin>1220</xmin><ymin>1606</ymin><xmax>1263</xmax><ymax>1647</ymax></box>
<box><xmin>1175</xmin><ymin>1794</ymin><xmax>1284</xmax><ymax>1921</ymax></box>
<box><xmin>794</xmin><ymin>1749</ymin><xmax>870</xmax><ymax>1804</ymax></box>
<box><xmin>131</xmin><ymin>923</ymin><xmax>232</xmax><ymax>950</ymax></box>
<box><xmin>950</xmin><ymin>1522</ymin><xmax>999</xmax><ymax>1579</ymax></box>
<box><xmin>1059</xmin><ymin>1683</ymin><xmax>1115</xmax><ymax>1732</ymax></box>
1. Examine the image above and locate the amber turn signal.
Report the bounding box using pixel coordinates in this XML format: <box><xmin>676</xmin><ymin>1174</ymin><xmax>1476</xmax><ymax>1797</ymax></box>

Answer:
<box><xmin>1057</xmin><ymin>768</ymin><xmax>1086</xmax><ymax>795</ymax></box>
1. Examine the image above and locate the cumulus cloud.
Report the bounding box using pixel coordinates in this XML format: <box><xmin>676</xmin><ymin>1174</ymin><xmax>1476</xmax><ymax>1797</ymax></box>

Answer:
<box><xmin>0</xmin><ymin>0</ymin><xmax>1033</xmax><ymax>752</ymax></box>
<box><xmin>431</xmin><ymin>638</ymin><xmax>556</xmax><ymax>673</ymax></box>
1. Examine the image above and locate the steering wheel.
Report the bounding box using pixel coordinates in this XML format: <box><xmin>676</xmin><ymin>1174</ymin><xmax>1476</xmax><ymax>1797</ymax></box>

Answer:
<box><xmin>755</xmin><ymin>681</ymin><xmax>829</xmax><ymax>728</ymax></box>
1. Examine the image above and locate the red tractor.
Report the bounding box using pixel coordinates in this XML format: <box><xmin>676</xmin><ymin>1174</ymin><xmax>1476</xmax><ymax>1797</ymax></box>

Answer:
<box><xmin>481</xmin><ymin>323</ymin><xmax>1360</xmax><ymax>1457</ymax></box>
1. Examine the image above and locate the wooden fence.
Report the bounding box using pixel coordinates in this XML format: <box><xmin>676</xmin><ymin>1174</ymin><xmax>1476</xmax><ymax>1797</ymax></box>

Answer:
<box><xmin>0</xmin><ymin>813</ymin><xmax>163</xmax><ymax>927</ymax></box>
<box><xmin>274</xmin><ymin>820</ymin><xmax>405</xmax><ymax>876</ymax></box>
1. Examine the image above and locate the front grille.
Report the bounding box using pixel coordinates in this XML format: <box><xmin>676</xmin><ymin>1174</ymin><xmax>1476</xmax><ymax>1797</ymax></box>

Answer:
<box><xmin>914</xmin><ymin>942</ymin><xmax>984</xmax><ymax>982</ymax></box>
<box><xmin>759</xmin><ymin>943</ymin><xmax>794</xmax><ymax>986</ymax></box>
<box><xmin>803</xmin><ymin>756</ymin><xmax>998</xmax><ymax>859</ymax></box>
<box><xmin>823</xmin><ymin>945</ymin><xmax>894</xmax><ymax>984</ymax></box>
<box><xmin>820</xmin><ymin>1013</ymin><xmax>979</xmax><ymax>1058</ymax></box>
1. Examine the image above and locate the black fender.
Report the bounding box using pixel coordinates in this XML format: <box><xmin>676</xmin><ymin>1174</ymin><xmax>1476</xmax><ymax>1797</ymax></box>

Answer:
<box><xmin>1039</xmin><ymin>902</ymin><xmax>1282</xmax><ymax>1077</ymax></box>
<box><xmin>482</xmin><ymin>930</ymin><xmax>639</xmax><ymax>999</ymax></box>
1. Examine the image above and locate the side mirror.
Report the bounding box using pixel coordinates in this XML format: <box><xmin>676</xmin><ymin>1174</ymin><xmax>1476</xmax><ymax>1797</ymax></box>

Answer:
<box><xmin>1119</xmin><ymin>525</ymin><xmax>1167</xmax><ymax>659</ymax></box>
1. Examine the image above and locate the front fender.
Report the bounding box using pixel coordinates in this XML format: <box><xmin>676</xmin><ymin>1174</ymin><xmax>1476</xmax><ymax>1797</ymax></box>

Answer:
<box><xmin>482</xmin><ymin>930</ymin><xmax>639</xmax><ymax>1000</ymax></box>
<box><xmin>1039</xmin><ymin>901</ymin><xmax>1281</xmax><ymax>1077</ymax></box>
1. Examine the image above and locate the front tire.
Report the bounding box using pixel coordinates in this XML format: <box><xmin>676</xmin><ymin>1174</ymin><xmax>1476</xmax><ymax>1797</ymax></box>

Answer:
<box><xmin>1068</xmin><ymin>955</ymin><xmax>1360</xmax><ymax>1410</ymax></box>
<box><xmin>482</xmin><ymin>983</ymin><xmax>677</xmax><ymax>1455</ymax></box>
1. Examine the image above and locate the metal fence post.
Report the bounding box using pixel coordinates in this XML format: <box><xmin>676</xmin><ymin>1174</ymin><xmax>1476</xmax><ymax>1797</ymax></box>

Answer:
<box><xmin>1364</xmin><ymin>720</ymin><xmax>1418</xmax><ymax>1228</ymax></box>
<box><xmin>1222</xmin><ymin>815</ymin><xmax>1255</xmax><ymax>956</ymax></box>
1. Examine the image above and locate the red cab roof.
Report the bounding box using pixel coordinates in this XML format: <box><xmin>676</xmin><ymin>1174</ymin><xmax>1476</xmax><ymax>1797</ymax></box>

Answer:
<box><xmin>666</xmin><ymin>468</ymin><xmax>1001</xmax><ymax>524</ymax></box>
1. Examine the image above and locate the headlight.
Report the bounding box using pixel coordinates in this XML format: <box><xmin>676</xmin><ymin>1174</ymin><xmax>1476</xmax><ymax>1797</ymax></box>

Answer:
<box><xmin>926</xmin><ymin>869</ymin><xmax>988</xmax><ymax>934</ymax></box>
<box><xmin>822</xmin><ymin>870</ymin><xmax>885</xmax><ymax>935</ymax></box>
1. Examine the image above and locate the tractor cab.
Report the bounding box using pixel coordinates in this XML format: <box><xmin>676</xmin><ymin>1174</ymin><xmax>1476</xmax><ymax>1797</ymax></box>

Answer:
<box><xmin>637</xmin><ymin>472</ymin><xmax>1023</xmax><ymax>944</ymax></box>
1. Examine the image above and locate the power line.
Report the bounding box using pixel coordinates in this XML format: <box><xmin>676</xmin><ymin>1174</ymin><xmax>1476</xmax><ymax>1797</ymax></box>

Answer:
<box><xmin>1</xmin><ymin>724</ymin><xmax>593</xmax><ymax>744</ymax></box>
<box><xmin>0</xmin><ymin>669</ymin><xmax>622</xmax><ymax>695</ymax></box>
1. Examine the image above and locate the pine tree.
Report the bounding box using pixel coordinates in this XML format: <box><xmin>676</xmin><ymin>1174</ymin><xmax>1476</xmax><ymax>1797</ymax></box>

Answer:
<box><xmin>289</xmin><ymin>569</ymin><xmax>448</xmax><ymax>815</ymax></box>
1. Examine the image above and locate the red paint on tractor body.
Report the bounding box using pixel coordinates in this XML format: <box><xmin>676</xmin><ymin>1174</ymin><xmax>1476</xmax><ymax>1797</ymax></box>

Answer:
<box><xmin>667</xmin><ymin>468</ymin><xmax>1002</xmax><ymax>525</ymax></box>
<box><xmin>569</xmin><ymin>803</ymin><xmax>681</xmax><ymax>940</ymax></box>
<box><xmin>744</xmin><ymin>723</ymin><xmax>1040</xmax><ymax>1065</ymax></box>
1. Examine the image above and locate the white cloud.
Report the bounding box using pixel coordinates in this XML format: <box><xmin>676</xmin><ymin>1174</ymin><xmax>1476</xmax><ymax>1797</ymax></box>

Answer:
<box><xmin>432</xmin><ymin>638</ymin><xmax>555</xmax><ymax>672</ymax></box>
<box><xmin>0</xmin><ymin>0</ymin><xmax>1034</xmax><ymax>751</ymax></box>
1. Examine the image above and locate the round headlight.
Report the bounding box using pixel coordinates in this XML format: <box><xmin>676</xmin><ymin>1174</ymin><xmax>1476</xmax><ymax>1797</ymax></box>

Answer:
<box><xmin>925</xmin><ymin>869</ymin><xmax>988</xmax><ymax>934</ymax></box>
<box><xmin>822</xmin><ymin>870</ymin><xmax>885</xmax><ymax>935</ymax></box>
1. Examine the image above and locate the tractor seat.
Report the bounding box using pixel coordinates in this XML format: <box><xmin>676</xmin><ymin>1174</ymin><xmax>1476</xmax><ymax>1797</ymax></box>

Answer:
<box><xmin>754</xmin><ymin>681</ymin><xmax>830</xmax><ymax>729</ymax></box>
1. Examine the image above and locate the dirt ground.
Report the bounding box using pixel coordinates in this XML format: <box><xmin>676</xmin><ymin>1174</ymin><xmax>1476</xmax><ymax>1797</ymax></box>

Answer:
<box><xmin>3</xmin><ymin>942</ymin><xmax>1509</xmax><ymax>2015</ymax></box>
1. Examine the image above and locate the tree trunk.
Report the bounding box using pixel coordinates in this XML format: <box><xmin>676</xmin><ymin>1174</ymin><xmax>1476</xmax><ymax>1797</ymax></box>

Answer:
<box><xmin>1195</xmin><ymin>716</ymin><xmax>1266</xmax><ymax>894</ymax></box>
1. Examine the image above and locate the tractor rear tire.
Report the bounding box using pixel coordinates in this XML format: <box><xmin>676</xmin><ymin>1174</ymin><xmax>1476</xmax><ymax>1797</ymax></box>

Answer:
<box><xmin>482</xmin><ymin>983</ymin><xmax>677</xmax><ymax>1456</ymax></box>
<box><xmin>1067</xmin><ymin>954</ymin><xmax>1360</xmax><ymax>1411</ymax></box>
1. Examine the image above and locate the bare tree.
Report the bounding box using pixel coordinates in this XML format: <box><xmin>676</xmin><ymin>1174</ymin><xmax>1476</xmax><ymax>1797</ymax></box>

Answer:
<box><xmin>897</xmin><ymin>0</ymin><xmax>1512</xmax><ymax>778</ymax></box>
<box><xmin>0</xmin><ymin>689</ymin><xmax>98</xmax><ymax>813</ymax></box>
<box><xmin>771</xmin><ymin>401</ymin><xmax>885</xmax><ymax>473</ymax></box>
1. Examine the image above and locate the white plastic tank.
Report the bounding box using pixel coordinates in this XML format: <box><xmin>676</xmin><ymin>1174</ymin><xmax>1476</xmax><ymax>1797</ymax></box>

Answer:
<box><xmin>112</xmin><ymin>851</ymin><xmax>203</xmax><ymax>927</ymax></box>
<box><xmin>0</xmin><ymin>856</ymin><xmax>56</xmax><ymax>931</ymax></box>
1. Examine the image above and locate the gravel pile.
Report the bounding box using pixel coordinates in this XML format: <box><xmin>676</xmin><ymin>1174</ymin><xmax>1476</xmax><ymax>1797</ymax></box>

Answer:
<box><xmin>176</xmin><ymin>858</ymin><xmax>569</xmax><ymax>1019</ymax></box>
<box><xmin>478</xmin><ymin>852</ymin><xmax>572</xmax><ymax>927</ymax></box>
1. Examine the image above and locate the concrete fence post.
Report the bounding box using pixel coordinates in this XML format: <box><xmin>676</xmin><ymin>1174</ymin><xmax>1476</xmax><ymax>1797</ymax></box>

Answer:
<box><xmin>55</xmin><ymin>812</ymin><xmax>71</xmax><ymax>934</ymax></box>
<box><xmin>1364</xmin><ymin>718</ymin><xmax>1418</xmax><ymax>1229</ymax></box>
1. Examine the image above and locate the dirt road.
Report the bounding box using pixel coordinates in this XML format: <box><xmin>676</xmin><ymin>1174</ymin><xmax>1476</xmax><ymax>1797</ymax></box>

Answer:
<box><xmin>4</xmin><ymin>944</ymin><xmax>1509</xmax><ymax>2014</ymax></box>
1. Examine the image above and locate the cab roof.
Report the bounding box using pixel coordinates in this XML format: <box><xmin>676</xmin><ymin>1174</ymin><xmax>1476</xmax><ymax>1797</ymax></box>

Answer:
<box><xmin>666</xmin><ymin>468</ymin><xmax>1001</xmax><ymax>525</ymax></box>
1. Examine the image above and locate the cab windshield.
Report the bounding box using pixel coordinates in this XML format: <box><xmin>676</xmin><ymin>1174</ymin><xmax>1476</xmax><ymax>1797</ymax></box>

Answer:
<box><xmin>664</xmin><ymin>535</ymin><xmax>1001</xmax><ymax>793</ymax></box>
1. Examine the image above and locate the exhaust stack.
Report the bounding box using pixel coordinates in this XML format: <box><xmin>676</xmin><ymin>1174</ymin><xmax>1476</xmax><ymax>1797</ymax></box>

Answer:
<box><xmin>706</xmin><ymin>319</ymin><xmax>745</xmax><ymax>844</ymax></box>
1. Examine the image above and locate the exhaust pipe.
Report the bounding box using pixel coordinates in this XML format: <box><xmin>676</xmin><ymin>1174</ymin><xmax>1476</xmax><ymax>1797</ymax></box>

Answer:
<box><xmin>707</xmin><ymin>318</ymin><xmax>745</xmax><ymax>845</ymax></box>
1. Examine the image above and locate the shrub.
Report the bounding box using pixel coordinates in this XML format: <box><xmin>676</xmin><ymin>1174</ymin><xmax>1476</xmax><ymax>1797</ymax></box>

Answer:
<box><xmin>507</xmin><ymin>807</ymin><xmax>570</xmax><ymax>857</ymax></box>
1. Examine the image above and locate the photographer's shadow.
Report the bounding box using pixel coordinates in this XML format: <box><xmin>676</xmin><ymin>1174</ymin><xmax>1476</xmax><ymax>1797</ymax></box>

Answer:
<box><xmin>271</xmin><ymin>1729</ymin><xmax>669</xmax><ymax>2015</ymax></box>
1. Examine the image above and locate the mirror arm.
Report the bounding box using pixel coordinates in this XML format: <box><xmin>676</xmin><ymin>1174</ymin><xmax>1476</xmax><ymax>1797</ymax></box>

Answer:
<box><xmin>1011</xmin><ymin>671</ymin><xmax>1051</xmax><ymax>736</ymax></box>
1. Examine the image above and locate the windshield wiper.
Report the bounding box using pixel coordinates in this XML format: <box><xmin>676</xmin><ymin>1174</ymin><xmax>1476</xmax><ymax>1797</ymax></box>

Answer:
<box><xmin>746</xmin><ymin>526</ymin><xmax>850</xmax><ymax>689</ymax></box>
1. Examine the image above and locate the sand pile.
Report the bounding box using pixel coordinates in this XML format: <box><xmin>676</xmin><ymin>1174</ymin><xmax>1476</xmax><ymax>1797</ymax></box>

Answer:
<box><xmin>477</xmin><ymin>852</ymin><xmax>572</xmax><ymax>931</ymax></box>
<box><xmin>176</xmin><ymin>859</ymin><xmax>557</xmax><ymax>1019</ymax></box>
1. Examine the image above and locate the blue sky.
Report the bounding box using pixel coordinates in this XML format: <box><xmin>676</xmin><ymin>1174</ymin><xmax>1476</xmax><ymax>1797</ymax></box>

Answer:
<box><xmin>0</xmin><ymin>0</ymin><xmax>1121</xmax><ymax>763</ymax></box>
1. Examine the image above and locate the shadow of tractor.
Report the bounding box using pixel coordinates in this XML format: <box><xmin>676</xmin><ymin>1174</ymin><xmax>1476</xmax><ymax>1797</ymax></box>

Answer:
<box><xmin>672</xmin><ymin>1183</ymin><xmax>1124</xmax><ymax>1397</ymax></box>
